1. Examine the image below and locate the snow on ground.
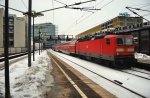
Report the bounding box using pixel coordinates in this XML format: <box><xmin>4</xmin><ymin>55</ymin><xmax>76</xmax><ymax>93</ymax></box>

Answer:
<box><xmin>0</xmin><ymin>49</ymin><xmax>150</xmax><ymax>98</ymax></box>
<box><xmin>50</xmin><ymin>50</ymin><xmax>150</xmax><ymax>98</ymax></box>
<box><xmin>0</xmin><ymin>51</ymin><xmax>54</xmax><ymax>98</ymax></box>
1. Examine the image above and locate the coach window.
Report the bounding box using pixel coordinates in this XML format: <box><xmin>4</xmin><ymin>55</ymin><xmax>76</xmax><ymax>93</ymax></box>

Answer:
<box><xmin>106</xmin><ymin>38</ymin><xmax>110</xmax><ymax>45</ymax></box>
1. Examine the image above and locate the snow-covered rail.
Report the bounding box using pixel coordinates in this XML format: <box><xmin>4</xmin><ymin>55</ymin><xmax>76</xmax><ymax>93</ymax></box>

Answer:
<box><xmin>50</xmin><ymin>50</ymin><xmax>150</xmax><ymax>98</ymax></box>
<box><xmin>121</xmin><ymin>69</ymin><xmax>150</xmax><ymax>80</ymax></box>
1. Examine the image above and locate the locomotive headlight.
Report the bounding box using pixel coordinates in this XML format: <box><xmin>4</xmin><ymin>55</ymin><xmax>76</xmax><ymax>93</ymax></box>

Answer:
<box><xmin>127</xmin><ymin>48</ymin><xmax>134</xmax><ymax>52</ymax></box>
<box><xmin>116</xmin><ymin>48</ymin><xmax>124</xmax><ymax>52</ymax></box>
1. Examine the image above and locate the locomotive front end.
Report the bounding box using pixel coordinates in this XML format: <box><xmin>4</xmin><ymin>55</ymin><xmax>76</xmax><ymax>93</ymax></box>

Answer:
<box><xmin>114</xmin><ymin>35</ymin><xmax>136</xmax><ymax>68</ymax></box>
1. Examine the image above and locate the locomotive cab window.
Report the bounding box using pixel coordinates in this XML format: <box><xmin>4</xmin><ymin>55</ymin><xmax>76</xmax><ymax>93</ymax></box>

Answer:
<box><xmin>116</xmin><ymin>38</ymin><xmax>133</xmax><ymax>45</ymax></box>
<box><xmin>125</xmin><ymin>38</ymin><xmax>133</xmax><ymax>45</ymax></box>
<box><xmin>106</xmin><ymin>38</ymin><xmax>110</xmax><ymax>45</ymax></box>
<box><xmin>116</xmin><ymin>38</ymin><xmax>123</xmax><ymax>44</ymax></box>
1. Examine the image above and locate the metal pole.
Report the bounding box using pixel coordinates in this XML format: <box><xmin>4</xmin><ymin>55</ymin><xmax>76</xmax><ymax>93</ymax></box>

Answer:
<box><xmin>4</xmin><ymin>0</ymin><xmax>10</xmax><ymax>97</ymax></box>
<box><xmin>39</xmin><ymin>28</ymin><xmax>40</xmax><ymax>55</ymax></box>
<box><xmin>28</xmin><ymin>0</ymin><xmax>32</xmax><ymax>67</ymax></box>
<box><xmin>32</xmin><ymin>16</ymin><xmax>35</xmax><ymax>61</ymax></box>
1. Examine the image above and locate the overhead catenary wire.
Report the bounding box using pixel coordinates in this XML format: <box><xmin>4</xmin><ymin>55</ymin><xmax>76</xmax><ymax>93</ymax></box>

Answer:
<box><xmin>63</xmin><ymin>0</ymin><xmax>115</xmax><ymax>34</ymax></box>
<box><xmin>62</xmin><ymin>1</ymin><xmax>94</xmax><ymax>34</ymax></box>
<box><xmin>126</xmin><ymin>7</ymin><xmax>149</xmax><ymax>22</ymax></box>
<box><xmin>54</xmin><ymin>0</ymin><xmax>67</xmax><ymax>6</ymax></box>
<box><xmin>37</xmin><ymin>0</ymin><xmax>96</xmax><ymax>13</ymax></box>
<box><xmin>76</xmin><ymin>0</ymin><xmax>114</xmax><ymax>24</ymax></box>
<box><xmin>21</xmin><ymin>0</ymin><xmax>28</xmax><ymax>10</ymax></box>
<box><xmin>76</xmin><ymin>0</ymin><xmax>114</xmax><ymax>23</ymax></box>
<box><xmin>62</xmin><ymin>0</ymin><xmax>108</xmax><ymax>33</ymax></box>
<box><xmin>129</xmin><ymin>3</ymin><xmax>150</xmax><ymax>8</ymax></box>
<box><xmin>72</xmin><ymin>0</ymin><xmax>105</xmax><ymax>23</ymax></box>
<box><xmin>0</xmin><ymin>3</ymin><xmax>24</xmax><ymax>13</ymax></box>
<box><xmin>126</xmin><ymin>6</ymin><xmax>150</xmax><ymax>13</ymax></box>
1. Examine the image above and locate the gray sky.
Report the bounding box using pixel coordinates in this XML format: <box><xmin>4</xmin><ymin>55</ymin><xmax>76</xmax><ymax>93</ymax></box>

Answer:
<box><xmin>0</xmin><ymin>0</ymin><xmax>150</xmax><ymax>36</ymax></box>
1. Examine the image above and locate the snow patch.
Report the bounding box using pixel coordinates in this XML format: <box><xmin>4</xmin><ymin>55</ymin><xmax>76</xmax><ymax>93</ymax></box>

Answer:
<box><xmin>135</xmin><ymin>53</ymin><xmax>150</xmax><ymax>64</ymax></box>
<box><xmin>0</xmin><ymin>51</ymin><xmax>54</xmax><ymax>98</ymax></box>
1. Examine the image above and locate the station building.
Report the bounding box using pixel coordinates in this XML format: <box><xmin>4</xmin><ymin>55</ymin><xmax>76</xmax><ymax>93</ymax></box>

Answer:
<box><xmin>32</xmin><ymin>22</ymin><xmax>57</xmax><ymax>49</ymax></box>
<box><xmin>76</xmin><ymin>15</ymin><xmax>143</xmax><ymax>38</ymax></box>
<box><xmin>0</xmin><ymin>8</ymin><xmax>27</xmax><ymax>56</ymax></box>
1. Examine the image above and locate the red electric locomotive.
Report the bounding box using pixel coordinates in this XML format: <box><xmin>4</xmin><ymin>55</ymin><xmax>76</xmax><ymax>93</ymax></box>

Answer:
<box><xmin>76</xmin><ymin>33</ymin><xmax>135</xmax><ymax>68</ymax></box>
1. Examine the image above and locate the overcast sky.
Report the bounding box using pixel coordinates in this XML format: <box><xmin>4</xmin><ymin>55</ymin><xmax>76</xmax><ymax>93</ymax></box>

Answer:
<box><xmin>0</xmin><ymin>0</ymin><xmax>150</xmax><ymax>36</ymax></box>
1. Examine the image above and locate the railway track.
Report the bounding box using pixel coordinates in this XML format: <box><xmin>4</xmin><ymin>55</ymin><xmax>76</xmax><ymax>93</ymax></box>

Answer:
<box><xmin>0</xmin><ymin>52</ymin><xmax>28</xmax><ymax>62</ymax></box>
<box><xmin>0</xmin><ymin>52</ymin><xmax>28</xmax><ymax>70</ymax></box>
<box><xmin>121</xmin><ymin>69</ymin><xmax>150</xmax><ymax>80</ymax></box>
<box><xmin>48</xmin><ymin>51</ymin><xmax>116</xmax><ymax>98</ymax></box>
<box><xmin>51</xmin><ymin>51</ymin><xmax>148</xmax><ymax>98</ymax></box>
<box><xmin>131</xmin><ymin>68</ymin><xmax>150</xmax><ymax>75</ymax></box>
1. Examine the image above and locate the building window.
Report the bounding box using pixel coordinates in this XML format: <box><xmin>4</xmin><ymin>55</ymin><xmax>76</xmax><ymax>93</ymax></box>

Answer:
<box><xmin>120</xmin><ymin>22</ymin><xmax>125</xmax><ymax>26</ymax></box>
<box><xmin>137</xmin><ymin>19</ymin><xmax>142</xmax><ymax>22</ymax></box>
<box><xmin>9</xmin><ymin>33</ymin><xmax>14</xmax><ymax>39</ymax></box>
<box><xmin>127</xmin><ymin>23</ymin><xmax>134</xmax><ymax>26</ymax></box>
<box><xmin>9</xmin><ymin>41</ymin><xmax>14</xmax><ymax>47</ymax></box>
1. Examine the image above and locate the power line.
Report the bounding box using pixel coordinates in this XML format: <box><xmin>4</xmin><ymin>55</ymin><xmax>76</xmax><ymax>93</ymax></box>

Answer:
<box><xmin>21</xmin><ymin>0</ymin><xmax>28</xmax><ymax>10</ymax></box>
<box><xmin>0</xmin><ymin>3</ymin><xmax>24</xmax><ymax>13</ymax></box>
<box><xmin>37</xmin><ymin>0</ymin><xmax>96</xmax><ymax>13</ymax></box>
<box><xmin>53</xmin><ymin>0</ymin><xmax>99</xmax><ymax>12</ymax></box>
<box><xmin>127</xmin><ymin>6</ymin><xmax>150</xmax><ymax>13</ymax></box>
<box><xmin>60</xmin><ymin>0</ymin><xmax>97</xmax><ymax>34</ymax></box>
<box><xmin>75</xmin><ymin>0</ymin><xmax>105</xmax><ymax>22</ymax></box>
<box><xmin>72</xmin><ymin>0</ymin><xmax>115</xmax><ymax>34</ymax></box>
<box><xmin>140</xmin><ymin>3</ymin><xmax>150</xmax><ymax>8</ymax></box>
<box><xmin>54</xmin><ymin>0</ymin><xmax>67</xmax><ymax>6</ymax></box>
<box><xmin>130</xmin><ymin>3</ymin><xmax>150</xmax><ymax>8</ymax></box>
<box><xmin>126</xmin><ymin>7</ymin><xmax>149</xmax><ymax>22</ymax></box>
<box><xmin>75</xmin><ymin>0</ymin><xmax>115</xmax><ymax>25</ymax></box>
<box><xmin>62</xmin><ymin>0</ymin><xmax>106</xmax><ymax>33</ymax></box>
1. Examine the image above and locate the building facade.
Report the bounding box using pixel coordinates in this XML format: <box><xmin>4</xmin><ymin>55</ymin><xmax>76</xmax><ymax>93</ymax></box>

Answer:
<box><xmin>76</xmin><ymin>15</ymin><xmax>143</xmax><ymax>38</ymax></box>
<box><xmin>0</xmin><ymin>8</ymin><xmax>27</xmax><ymax>56</ymax></box>
<box><xmin>32</xmin><ymin>22</ymin><xmax>57</xmax><ymax>48</ymax></box>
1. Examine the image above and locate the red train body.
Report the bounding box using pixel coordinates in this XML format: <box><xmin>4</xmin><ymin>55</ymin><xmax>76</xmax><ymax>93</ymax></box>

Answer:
<box><xmin>52</xmin><ymin>34</ymin><xmax>136</xmax><ymax>68</ymax></box>
<box><xmin>52</xmin><ymin>40</ymin><xmax>76</xmax><ymax>55</ymax></box>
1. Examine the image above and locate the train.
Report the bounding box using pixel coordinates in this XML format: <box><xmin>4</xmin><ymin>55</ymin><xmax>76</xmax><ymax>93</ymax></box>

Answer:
<box><xmin>52</xmin><ymin>32</ymin><xmax>136</xmax><ymax>68</ymax></box>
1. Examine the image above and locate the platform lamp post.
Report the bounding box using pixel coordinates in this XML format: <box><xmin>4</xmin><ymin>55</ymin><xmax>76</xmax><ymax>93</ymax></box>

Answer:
<box><xmin>31</xmin><ymin>11</ymin><xmax>43</xmax><ymax>61</ymax></box>
<box><xmin>4</xmin><ymin>0</ymin><xmax>10</xmax><ymax>97</ymax></box>
<box><xmin>21</xmin><ymin>0</ymin><xmax>33</xmax><ymax>67</ymax></box>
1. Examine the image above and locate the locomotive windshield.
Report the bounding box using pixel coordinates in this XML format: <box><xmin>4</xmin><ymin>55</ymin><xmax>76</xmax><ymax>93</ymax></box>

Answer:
<box><xmin>116</xmin><ymin>38</ymin><xmax>133</xmax><ymax>45</ymax></box>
